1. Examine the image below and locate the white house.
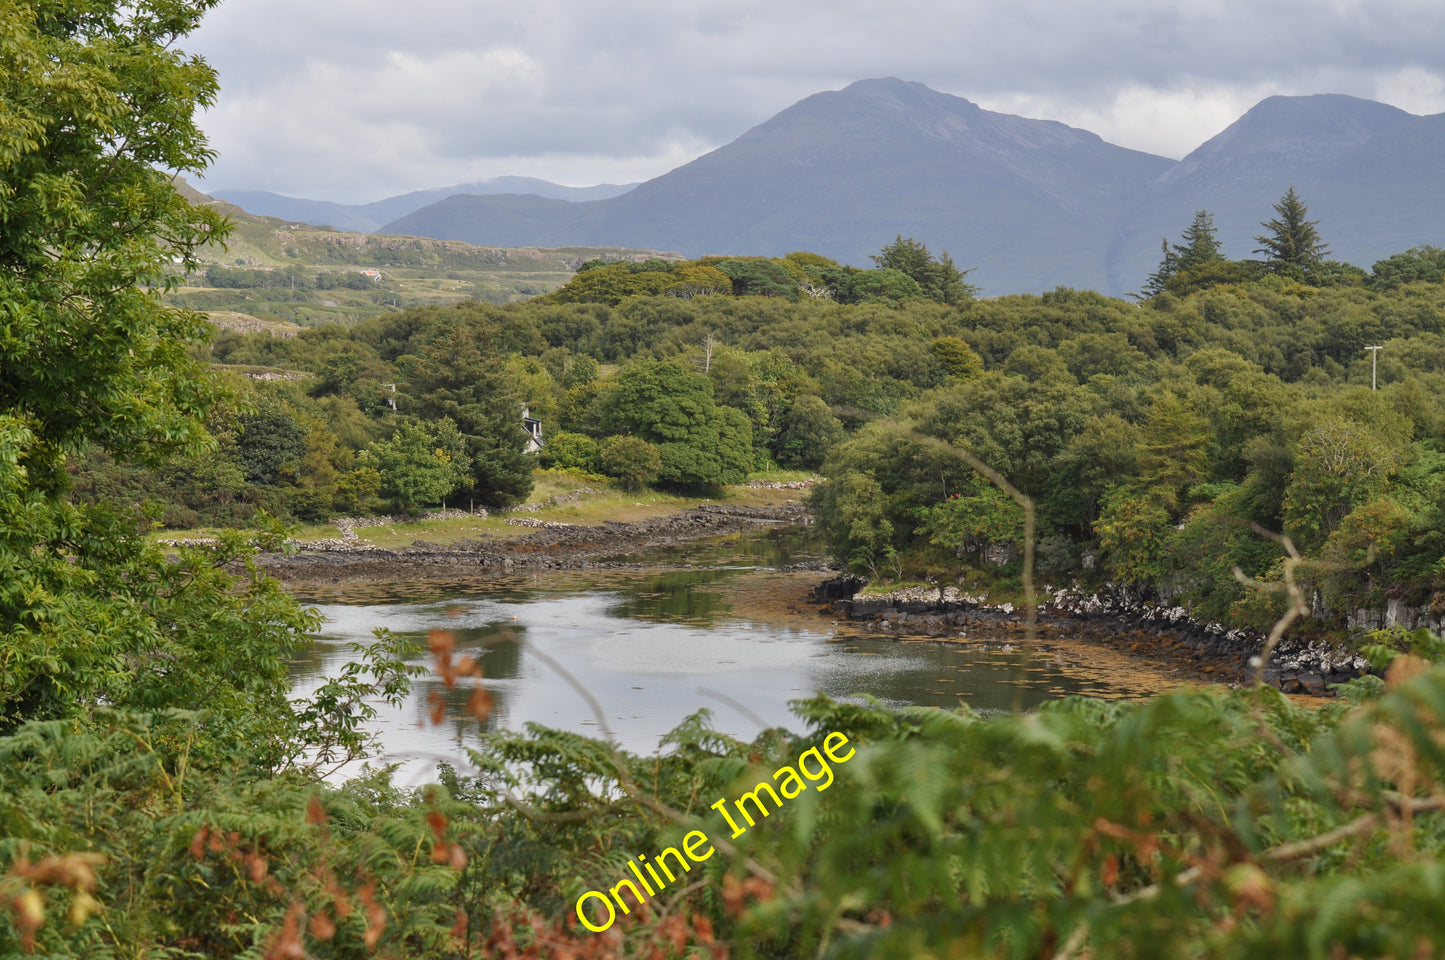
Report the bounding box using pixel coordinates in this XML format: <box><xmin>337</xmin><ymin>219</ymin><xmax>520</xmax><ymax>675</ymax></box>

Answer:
<box><xmin>521</xmin><ymin>404</ymin><xmax>543</xmax><ymax>453</ymax></box>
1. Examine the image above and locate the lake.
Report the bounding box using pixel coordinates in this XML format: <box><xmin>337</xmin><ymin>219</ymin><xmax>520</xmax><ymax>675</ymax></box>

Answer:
<box><xmin>288</xmin><ymin>527</ymin><xmax>1181</xmax><ymax>784</ymax></box>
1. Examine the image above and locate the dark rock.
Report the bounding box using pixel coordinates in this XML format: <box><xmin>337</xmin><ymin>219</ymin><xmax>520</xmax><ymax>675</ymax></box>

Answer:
<box><xmin>813</xmin><ymin>573</ymin><xmax>868</xmax><ymax>601</ymax></box>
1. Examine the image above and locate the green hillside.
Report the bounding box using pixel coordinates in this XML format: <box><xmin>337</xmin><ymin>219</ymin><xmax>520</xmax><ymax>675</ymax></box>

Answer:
<box><xmin>169</xmin><ymin>179</ymin><xmax>676</xmax><ymax>326</ymax></box>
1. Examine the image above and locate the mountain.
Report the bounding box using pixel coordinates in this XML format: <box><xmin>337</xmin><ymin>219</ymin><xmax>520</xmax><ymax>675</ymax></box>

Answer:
<box><xmin>227</xmin><ymin>81</ymin><xmax>1445</xmax><ymax>296</ymax></box>
<box><xmin>211</xmin><ymin>177</ymin><xmax>637</xmax><ymax>233</ymax></box>
<box><xmin>1114</xmin><ymin>94</ymin><xmax>1428</xmax><ymax>289</ymax></box>
<box><xmin>381</xmin><ymin>78</ymin><xmax>1175</xmax><ymax>294</ymax></box>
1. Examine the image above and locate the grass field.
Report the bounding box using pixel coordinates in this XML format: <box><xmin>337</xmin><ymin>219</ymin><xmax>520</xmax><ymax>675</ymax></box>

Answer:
<box><xmin>166</xmin><ymin>469</ymin><xmax>816</xmax><ymax>551</ymax></box>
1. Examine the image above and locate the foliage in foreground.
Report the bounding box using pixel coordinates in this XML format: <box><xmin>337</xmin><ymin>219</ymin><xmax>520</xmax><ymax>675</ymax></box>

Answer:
<box><xmin>12</xmin><ymin>639</ymin><xmax>1445</xmax><ymax>957</ymax></box>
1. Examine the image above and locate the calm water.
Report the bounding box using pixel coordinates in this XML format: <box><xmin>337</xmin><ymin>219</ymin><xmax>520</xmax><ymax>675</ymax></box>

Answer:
<box><xmin>288</xmin><ymin>528</ymin><xmax>1171</xmax><ymax>783</ymax></box>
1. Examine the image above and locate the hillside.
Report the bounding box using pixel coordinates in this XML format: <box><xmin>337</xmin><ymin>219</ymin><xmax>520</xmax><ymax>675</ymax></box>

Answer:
<box><xmin>170</xmin><ymin>180</ymin><xmax>674</xmax><ymax>326</ymax></box>
<box><xmin>212</xmin><ymin>176</ymin><xmax>638</xmax><ymax>233</ymax></box>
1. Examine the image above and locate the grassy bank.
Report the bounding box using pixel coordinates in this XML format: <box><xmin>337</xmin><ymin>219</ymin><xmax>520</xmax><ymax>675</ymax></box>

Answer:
<box><xmin>159</xmin><ymin>468</ymin><xmax>816</xmax><ymax>551</ymax></box>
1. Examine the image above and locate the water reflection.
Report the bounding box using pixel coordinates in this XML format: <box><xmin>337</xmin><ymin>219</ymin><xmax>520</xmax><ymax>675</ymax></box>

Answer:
<box><xmin>288</xmin><ymin>530</ymin><xmax>1173</xmax><ymax>783</ymax></box>
<box><xmin>815</xmin><ymin>638</ymin><xmax>1128</xmax><ymax>713</ymax></box>
<box><xmin>598</xmin><ymin>524</ymin><xmax>829</xmax><ymax>569</ymax></box>
<box><xmin>604</xmin><ymin>570</ymin><xmax>729</xmax><ymax>625</ymax></box>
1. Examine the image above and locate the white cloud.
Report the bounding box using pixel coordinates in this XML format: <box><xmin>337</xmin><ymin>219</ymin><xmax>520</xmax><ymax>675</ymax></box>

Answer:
<box><xmin>183</xmin><ymin>0</ymin><xmax>1445</xmax><ymax>201</ymax></box>
<box><xmin>978</xmin><ymin>83</ymin><xmax>1288</xmax><ymax>159</ymax></box>
<box><xmin>1373</xmin><ymin>66</ymin><xmax>1445</xmax><ymax>117</ymax></box>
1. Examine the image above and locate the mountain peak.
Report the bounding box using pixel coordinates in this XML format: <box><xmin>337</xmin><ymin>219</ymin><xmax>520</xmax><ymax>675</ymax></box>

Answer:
<box><xmin>836</xmin><ymin>76</ymin><xmax>970</xmax><ymax>103</ymax></box>
<box><xmin>1170</xmin><ymin>93</ymin><xmax>1416</xmax><ymax>176</ymax></box>
<box><xmin>373</xmin><ymin>81</ymin><xmax>1445</xmax><ymax>297</ymax></box>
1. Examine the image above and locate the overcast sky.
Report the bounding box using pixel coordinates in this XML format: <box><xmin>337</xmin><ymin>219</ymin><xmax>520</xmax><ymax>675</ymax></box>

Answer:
<box><xmin>187</xmin><ymin>0</ymin><xmax>1445</xmax><ymax>204</ymax></box>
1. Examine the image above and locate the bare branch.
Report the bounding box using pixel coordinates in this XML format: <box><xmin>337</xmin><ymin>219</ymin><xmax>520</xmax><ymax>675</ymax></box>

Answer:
<box><xmin>1232</xmin><ymin>524</ymin><xmax>1308</xmax><ymax>682</ymax></box>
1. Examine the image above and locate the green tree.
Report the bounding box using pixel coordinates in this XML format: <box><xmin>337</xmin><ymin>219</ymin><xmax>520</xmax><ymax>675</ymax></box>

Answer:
<box><xmin>811</xmin><ymin>421</ymin><xmax>978</xmax><ymax>569</ymax></box>
<box><xmin>540</xmin><ymin>430</ymin><xmax>602</xmax><ymax>473</ymax></box>
<box><xmin>870</xmin><ymin>235</ymin><xmax>974</xmax><ymax>303</ymax></box>
<box><xmin>1048</xmin><ymin>413</ymin><xmax>1143</xmax><ymax>531</ymax></box>
<box><xmin>599</xmin><ymin>435</ymin><xmax>661</xmax><ymax>490</ymax></box>
<box><xmin>1176</xmin><ymin>209</ymin><xmax>1224</xmax><ymax>269</ymax></box>
<box><xmin>916</xmin><ymin>373</ymin><xmax>1099</xmax><ymax>499</ymax></box>
<box><xmin>824</xmin><ymin>471</ymin><xmax>896</xmax><ymax>577</ymax></box>
<box><xmin>1254</xmin><ymin>187</ymin><xmax>1331</xmax><ymax>279</ymax></box>
<box><xmin>356</xmin><ymin>418</ymin><xmax>471</xmax><ymax>510</ymax></box>
<box><xmin>667</xmin><ymin>264</ymin><xmax>733</xmax><ymax>299</ymax></box>
<box><xmin>1094</xmin><ymin>486</ymin><xmax>1175</xmax><ymax>585</ymax></box>
<box><xmin>1315</xmin><ymin>496</ymin><xmax>1412</xmax><ymax>600</ymax></box>
<box><xmin>1369</xmin><ymin>246</ymin><xmax>1445</xmax><ymax>290</ymax></box>
<box><xmin>1135</xmin><ymin>391</ymin><xmax>1212</xmax><ymax>507</ymax></box>
<box><xmin>333</xmin><ymin>465</ymin><xmax>382</xmax><ymax>514</ymax></box>
<box><xmin>594</xmin><ymin>360</ymin><xmax>753</xmax><ymax>486</ymax></box>
<box><xmin>1164</xmin><ymin>483</ymin><xmax>1284</xmax><ymax>621</ymax></box>
<box><xmin>0</xmin><ymin>0</ymin><xmax>360</xmax><ymax>769</ymax></box>
<box><xmin>405</xmin><ymin>322</ymin><xmax>534</xmax><ymax>507</ymax></box>
<box><xmin>1002</xmin><ymin>345</ymin><xmax>1072</xmax><ymax>383</ymax></box>
<box><xmin>547</xmin><ymin>261</ymin><xmax>676</xmax><ymax>306</ymax></box>
<box><xmin>561</xmin><ymin>352</ymin><xmax>600</xmax><ymax>390</ymax></box>
<box><xmin>715</xmin><ymin>258</ymin><xmax>797</xmax><ymax>299</ymax></box>
<box><xmin>772</xmin><ymin>395</ymin><xmax>844</xmax><ymax>469</ymax></box>
<box><xmin>1142</xmin><ymin>210</ymin><xmax>1227</xmax><ymax>297</ymax></box>
<box><xmin>1282</xmin><ymin>418</ymin><xmax>1400</xmax><ymax>551</ymax></box>
<box><xmin>916</xmin><ymin>484</ymin><xmax>1025</xmax><ymax>564</ymax></box>
<box><xmin>1142</xmin><ymin>236</ymin><xmax>1181</xmax><ymax>299</ymax></box>
<box><xmin>0</xmin><ymin>0</ymin><xmax>229</xmax><ymax>488</ymax></box>
<box><xmin>232</xmin><ymin>399</ymin><xmax>308</xmax><ymax>485</ymax></box>
<box><xmin>834</xmin><ymin>267</ymin><xmax>926</xmax><ymax>304</ymax></box>
<box><xmin>931</xmin><ymin>336</ymin><xmax>985</xmax><ymax>381</ymax></box>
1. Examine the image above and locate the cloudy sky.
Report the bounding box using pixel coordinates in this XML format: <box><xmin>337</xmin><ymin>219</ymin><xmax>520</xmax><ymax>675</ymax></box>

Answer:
<box><xmin>187</xmin><ymin>0</ymin><xmax>1445</xmax><ymax>204</ymax></box>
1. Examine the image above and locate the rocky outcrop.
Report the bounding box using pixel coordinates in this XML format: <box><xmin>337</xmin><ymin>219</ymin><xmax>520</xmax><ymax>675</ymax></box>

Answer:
<box><xmin>811</xmin><ymin>578</ymin><xmax>1371</xmax><ymax>695</ymax></box>
<box><xmin>1344</xmin><ymin>596</ymin><xmax>1445</xmax><ymax>635</ymax></box>
<box><xmin>743</xmin><ymin>478</ymin><xmax>818</xmax><ymax>491</ymax></box>
<box><xmin>1047</xmin><ymin>590</ymin><xmax>1368</xmax><ymax>695</ymax></box>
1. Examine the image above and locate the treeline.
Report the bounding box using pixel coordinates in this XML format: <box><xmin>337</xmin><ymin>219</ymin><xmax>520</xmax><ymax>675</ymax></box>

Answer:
<box><xmin>1142</xmin><ymin>190</ymin><xmax>1445</xmax><ymax>297</ymax></box>
<box><xmin>76</xmin><ymin>239</ymin><xmax>975</xmax><ymax>523</ymax></box>
<box><xmin>202</xmin><ymin>264</ymin><xmax>381</xmax><ymax>290</ymax></box>
<box><xmin>34</xmin><ymin>219</ymin><xmax>1445</xmax><ymax>960</ymax></box>
<box><xmin>78</xmin><ymin>215</ymin><xmax>1445</xmax><ymax>633</ymax></box>
<box><xmin>550</xmin><ymin>236</ymin><xmax>974</xmax><ymax>306</ymax></box>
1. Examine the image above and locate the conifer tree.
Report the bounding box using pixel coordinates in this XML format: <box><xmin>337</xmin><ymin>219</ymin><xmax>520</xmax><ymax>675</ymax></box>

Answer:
<box><xmin>1176</xmin><ymin>209</ymin><xmax>1225</xmax><ymax>271</ymax></box>
<box><xmin>1141</xmin><ymin>210</ymin><xmax>1224</xmax><ymax>297</ymax></box>
<box><xmin>1254</xmin><ymin>186</ymin><xmax>1331</xmax><ymax>277</ymax></box>
<box><xmin>1141</xmin><ymin>237</ymin><xmax>1181</xmax><ymax>298</ymax></box>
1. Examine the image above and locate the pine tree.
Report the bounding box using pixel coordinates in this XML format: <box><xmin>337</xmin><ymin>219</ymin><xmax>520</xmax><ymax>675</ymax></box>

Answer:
<box><xmin>1141</xmin><ymin>237</ymin><xmax>1181</xmax><ymax>298</ymax></box>
<box><xmin>1141</xmin><ymin>210</ymin><xmax>1224</xmax><ymax>297</ymax></box>
<box><xmin>406</xmin><ymin>322</ymin><xmax>535</xmax><ymax>507</ymax></box>
<box><xmin>1254</xmin><ymin>187</ymin><xmax>1330</xmax><ymax>276</ymax></box>
<box><xmin>1175</xmin><ymin>209</ymin><xmax>1224</xmax><ymax>271</ymax></box>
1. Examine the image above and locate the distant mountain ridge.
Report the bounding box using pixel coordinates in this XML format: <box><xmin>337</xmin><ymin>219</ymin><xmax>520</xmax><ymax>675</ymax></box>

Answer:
<box><xmin>211</xmin><ymin>177</ymin><xmax>637</xmax><ymax>233</ymax></box>
<box><xmin>381</xmin><ymin>79</ymin><xmax>1176</xmax><ymax>294</ymax></box>
<box><xmin>218</xmin><ymin>80</ymin><xmax>1445</xmax><ymax>295</ymax></box>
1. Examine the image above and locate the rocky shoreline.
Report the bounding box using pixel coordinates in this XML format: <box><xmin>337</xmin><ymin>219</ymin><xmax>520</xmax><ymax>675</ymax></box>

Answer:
<box><xmin>261</xmin><ymin>502</ymin><xmax>814</xmax><ymax>581</ymax></box>
<box><xmin>262</xmin><ymin>500</ymin><xmax>1373</xmax><ymax>695</ymax></box>
<box><xmin>810</xmin><ymin>574</ymin><xmax>1370</xmax><ymax>695</ymax></box>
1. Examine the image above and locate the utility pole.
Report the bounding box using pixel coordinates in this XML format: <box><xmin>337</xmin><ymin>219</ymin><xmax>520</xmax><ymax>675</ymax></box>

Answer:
<box><xmin>1364</xmin><ymin>346</ymin><xmax>1383</xmax><ymax>390</ymax></box>
<box><xmin>381</xmin><ymin>382</ymin><xmax>397</xmax><ymax>411</ymax></box>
